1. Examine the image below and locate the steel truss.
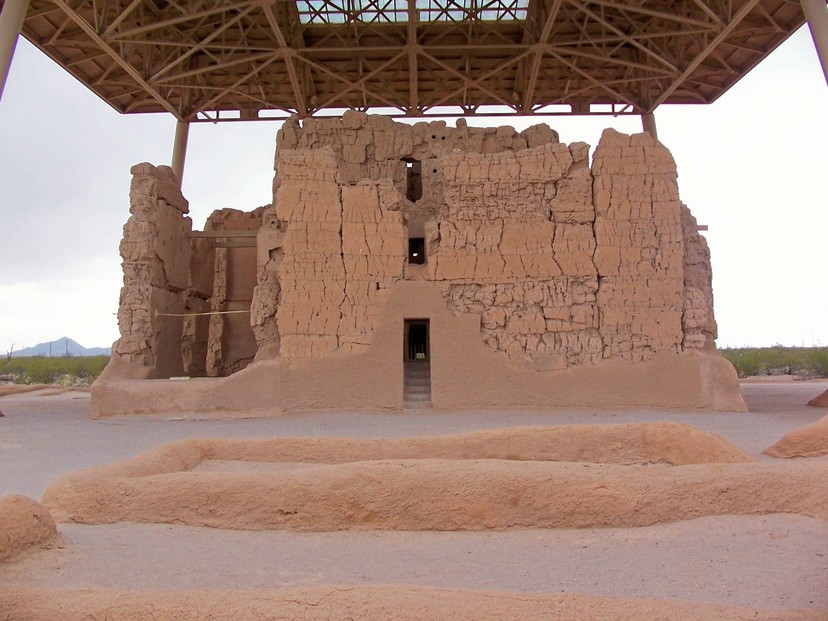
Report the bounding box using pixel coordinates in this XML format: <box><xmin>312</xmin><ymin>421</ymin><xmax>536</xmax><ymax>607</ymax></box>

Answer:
<box><xmin>9</xmin><ymin>0</ymin><xmax>805</xmax><ymax>121</ymax></box>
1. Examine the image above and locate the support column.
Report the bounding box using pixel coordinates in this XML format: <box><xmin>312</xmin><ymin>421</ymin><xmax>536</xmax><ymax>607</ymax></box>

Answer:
<box><xmin>0</xmin><ymin>0</ymin><xmax>29</xmax><ymax>101</ymax></box>
<box><xmin>171</xmin><ymin>119</ymin><xmax>190</xmax><ymax>187</ymax></box>
<box><xmin>641</xmin><ymin>111</ymin><xmax>658</xmax><ymax>140</ymax></box>
<box><xmin>801</xmin><ymin>0</ymin><xmax>828</xmax><ymax>85</ymax></box>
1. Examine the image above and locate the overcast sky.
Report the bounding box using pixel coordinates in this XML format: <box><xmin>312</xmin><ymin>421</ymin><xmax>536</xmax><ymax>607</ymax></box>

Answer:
<box><xmin>0</xmin><ymin>26</ymin><xmax>826</xmax><ymax>354</ymax></box>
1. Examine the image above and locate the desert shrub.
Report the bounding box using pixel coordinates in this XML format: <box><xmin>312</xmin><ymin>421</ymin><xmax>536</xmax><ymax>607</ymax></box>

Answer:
<box><xmin>720</xmin><ymin>347</ymin><xmax>828</xmax><ymax>378</ymax></box>
<box><xmin>721</xmin><ymin>349</ymin><xmax>765</xmax><ymax>378</ymax></box>
<box><xmin>0</xmin><ymin>356</ymin><xmax>109</xmax><ymax>385</ymax></box>
<box><xmin>803</xmin><ymin>348</ymin><xmax>828</xmax><ymax>377</ymax></box>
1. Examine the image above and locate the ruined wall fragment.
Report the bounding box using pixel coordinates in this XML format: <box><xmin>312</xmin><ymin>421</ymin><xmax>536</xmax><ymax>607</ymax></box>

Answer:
<box><xmin>110</xmin><ymin>163</ymin><xmax>191</xmax><ymax>378</ymax></box>
<box><xmin>202</xmin><ymin>208</ymin><xmax>263</xmax><ymax>376</ymax></box>
<box><xmin>680</xmin><ymin>204</ymin><xmax>717</xmax><ymax>351</ymax></box>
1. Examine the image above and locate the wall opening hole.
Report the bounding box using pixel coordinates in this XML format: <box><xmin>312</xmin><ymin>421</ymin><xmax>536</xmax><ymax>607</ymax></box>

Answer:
<box><xmin>408</xmin><ymin>237</ymin><xmax>425</xmax><ymax>264</ymax></box>
<box><xmin>404</xmin><ymin>159</ymin><xmax>422</xmax><ymax>202</ymax></box>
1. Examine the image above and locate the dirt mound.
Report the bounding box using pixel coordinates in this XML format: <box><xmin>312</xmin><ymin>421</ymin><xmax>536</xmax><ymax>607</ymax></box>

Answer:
<box><xmin>43</xmin><ymin>458</ymin><xmax>827</xmax><ymax>531</ymax></box>
<box><xmin>0</xmin><ymin>495</ymin><xmax>58</xmax><ymax>562</ymax></box>
<box><xmin>808</xmin><ymin>388</ymin><xmax>828</xmax><ymax>407</ymax></box>
<box><xmin>201</xmin><ymin>422</ymin><xmax>753</xmax><ymax>466</ymax></box>
<box><xmin>43</xmin><ymin>423</ymin><xmax>750</xmax><ymax>483</ymax></box>
<box><xmin>764</xmin><ymin>414</ymin><xmax>828</xmax><ymax>458</ymax></box>
<box><xmin>0</xmin><ymin>585</ymin><xmax>822</xmax><ymax>621</ymax></box>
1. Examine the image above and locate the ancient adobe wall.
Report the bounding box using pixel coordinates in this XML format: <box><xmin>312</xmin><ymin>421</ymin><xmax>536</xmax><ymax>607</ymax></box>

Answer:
<box><xmin>254</xmin><ymin>117</ymin><xmax>715</xmax><ymax>373</ymax></box>
<box><xmin>98</xmin><ymin>115</ymin><xmax>736</xmax><ymax>413</ymax></box>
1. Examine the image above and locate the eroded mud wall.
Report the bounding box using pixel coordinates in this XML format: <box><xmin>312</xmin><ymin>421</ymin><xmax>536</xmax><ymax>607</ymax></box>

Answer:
<box><xmin>106</xmin><ymin>164</ymin><xmax>192</xmax><ymax>379</ymax></box>
<box><xmin>249</xmin><ymin>115</ymin><xmax>736</xmax><ymax>410</ymax></box>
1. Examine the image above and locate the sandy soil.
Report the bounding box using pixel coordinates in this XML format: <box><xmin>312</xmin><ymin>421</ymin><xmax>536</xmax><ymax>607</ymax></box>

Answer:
<box><xmin>1</xmin><ymin>379</ymin><xmax>827</xmax><ymax>618</ymax></box>
<box><xmin>0</xmin><ymin>385</ymin><xmax>88</xmax><ymax>398</ymax></box>
<box><xmin>1</xmin><ymin>514</ymin><xmax>825</xmax><ymax>611</ymax></box>
<box><xmin>3</xmin><ymin>584</ymin><xmax>824</xmax><ymax>621</ymax></box>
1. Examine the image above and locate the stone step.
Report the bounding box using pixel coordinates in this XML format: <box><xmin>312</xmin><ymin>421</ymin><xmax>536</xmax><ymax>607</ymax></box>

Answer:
<box><xmin>403</xmin><ymin>390</ymin><xmax>431</xmax><ymax>401</ymax></box>
<box><xmin>404</xmin><ymin>362</ymin><xmax>432</xmax><ymax>409</ymax></box>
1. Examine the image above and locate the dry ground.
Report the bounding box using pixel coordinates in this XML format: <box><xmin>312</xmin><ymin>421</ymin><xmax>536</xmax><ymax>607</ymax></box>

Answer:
<box><xmin>0</xmin><ymin>379</ymin><xmax>827</xmax><ymax>618</ymax></box>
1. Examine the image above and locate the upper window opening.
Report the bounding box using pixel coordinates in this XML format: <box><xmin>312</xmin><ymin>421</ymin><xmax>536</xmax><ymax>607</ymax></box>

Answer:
<box><xmin>404</xmin><ymin>158</ymin><xmax>423</xmax><ymax>202</ymax></box>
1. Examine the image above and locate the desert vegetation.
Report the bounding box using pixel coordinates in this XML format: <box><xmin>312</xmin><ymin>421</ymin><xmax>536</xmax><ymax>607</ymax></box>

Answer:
<box><xmin>0</xmin><ymin>356</ymin><xmax>109</xmax><ymax>386</ymax></box>
<box><xmin>721</xmin><ymin>347</ymin><xmax>828</xmax><ymax>379</ymax></box>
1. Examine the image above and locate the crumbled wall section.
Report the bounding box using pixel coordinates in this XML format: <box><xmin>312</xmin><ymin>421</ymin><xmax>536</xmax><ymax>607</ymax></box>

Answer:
<box><xmin>592</xmin><ymin>129</ymin><xmax>685</xmax><ymax>362</ymax></box>
<box><xmin>275</xmin><ymin>112</ymin><xmax>560</xmax><ymax>225</ymax></box>
<box><xmin>112</xmin><ymin>163</ymin><xmax>191</xmax><ymax>377</ymax></box>
<box><xmin>431</xmin><ymin>143</ymin><xmax>601</xmax><ymax>368</ymax></box>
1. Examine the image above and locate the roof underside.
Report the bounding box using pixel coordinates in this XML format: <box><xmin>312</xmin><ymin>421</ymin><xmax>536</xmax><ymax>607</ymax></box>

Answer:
<box><xmin>11</xmin><ymin>0</ymin><xmax>805</xmax><ymax>121</ymax></box>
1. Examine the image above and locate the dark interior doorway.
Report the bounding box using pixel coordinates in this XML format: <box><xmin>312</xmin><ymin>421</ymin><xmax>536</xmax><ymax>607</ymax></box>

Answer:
<box><xmin>405</xmin><ymin>319</ymin><xmax>429</xmax><ymax>361</ymax></box>
<box><xmin>403</xmin><ymin>319</ymin><xmax>431</xmax><ymax>409</ymax></box>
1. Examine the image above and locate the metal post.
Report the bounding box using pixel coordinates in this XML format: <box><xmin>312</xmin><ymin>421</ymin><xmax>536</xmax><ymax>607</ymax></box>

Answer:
<box><xmin>0</xmin><ymin>0</ymin><xmax>30</xmax><ymax>101</ymax></box>
<box><xmin>641</xmin><ymin>111</ymin><xmax>658</xmax><ymax>140</ymax></box>
<box><xmin>801</xmin><ymin>0</ymin><xmax>828</xmax><ymax>85</ymax></box>
<box><xmin>171</xmin><ymin>119</ymin><xmax>190</xmax><ymax>187</ymax></box>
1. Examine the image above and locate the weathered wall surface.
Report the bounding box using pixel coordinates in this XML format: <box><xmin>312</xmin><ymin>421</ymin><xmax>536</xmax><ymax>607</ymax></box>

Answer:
<box><xmin>592</xmin><ymin>129</ymin><xmax>685</xmax><ymax>362</ymax></box>
<box><xmin>103</xmin><ymin>163</ymin><xmax>192</xmax><ymax>380</ymax></box>
<box><xmin>261</xmin><ymin>121</ymin><xmax>716</xmax><ymax>372</ymax></box>
<box><xmin>431</xmin><ymin>142</ymin><xmax>600</xmax><ymax>369</ymax></box>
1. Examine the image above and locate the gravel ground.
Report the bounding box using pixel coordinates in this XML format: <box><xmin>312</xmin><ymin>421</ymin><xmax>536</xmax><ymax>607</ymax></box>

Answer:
<box><xmin>0</xmin><ymin>378</ymin><xmax>826</xmax><ymax>611</ymax></box>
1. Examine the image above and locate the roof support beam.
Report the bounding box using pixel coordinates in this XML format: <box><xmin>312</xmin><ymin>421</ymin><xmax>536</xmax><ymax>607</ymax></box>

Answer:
<box><xmin>801</xmin><ymin>0</ymin><xmax>828</xmax><ymax>85</ymax></box>
<box><xmin>263</xmin><ymin>4</ymin><xmax>307</xmax><ymax>115</ymax></box>
<box><xmin>0</xmin><ymin>0</ymin><xmax>29</xmax><ymax>101</ymax></box>
<box><xmin>583</xmin><ymin>0</ymin><xmax>718</xmax><ymax>30</ymax></box>
<box><xmin>306</xmin><ymin>51</ymin><xmax>406</xmax><ymax>111</ymax></box>
<box><xmin>109</xmin><ymin>1</ymin><xmax>254</xmax><ymax>40</ymax></box>
<box><xmin>101</xmin><ymin>0</ymin><xmax>144</xmax><ymax>37</ymax></box>
<box><xmin>149</xmin><ymin>6</ymin><xmax>255</xmax><ymax>81</ymax></box>
<box><xmin>523</xmin><ymin>0</ymin><xmax>562</xmax><ymax>112</ymax></box>
<box><xmin>171</xmin><ymin>119</ymin><xmax>190</xmax><ymax>187</ymax></box>
<box><xmin>650</xmin><ymin>0</ymin><xmax>762</xmax><ymax>110</ymax></box>
<box><xmin>407</xmin><ymin>0</ymin><xmax>419</xmax><ymax>114</ymax></box>
<box><xmin>426</xmin><ymin>49</ymin><xmax>531</xmax><ymax>110</ymax></box>
<box><xmin>641</xmin><ymin>110</ymin><xmax>658</xmax><ymax>140</ymax></box>
<box><xmin>51</xmin><ymin>0</ymin><xmax>183</xmax><ymax>118</ymax></box>
<box><xmin>567</xmin><ymin>0</ymin><xmax>681</xmax><ymax>74</ymax></box>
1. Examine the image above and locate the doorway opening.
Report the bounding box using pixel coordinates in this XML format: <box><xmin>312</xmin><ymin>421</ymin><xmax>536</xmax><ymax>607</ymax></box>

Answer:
<box><xmin>403</xmin><ymin>319</ymin><xmax>431</xmax><ymax>409</ymax></box>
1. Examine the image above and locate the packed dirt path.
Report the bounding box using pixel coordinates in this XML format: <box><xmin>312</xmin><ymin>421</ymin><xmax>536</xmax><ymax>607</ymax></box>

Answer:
<box><xmin>1</xmin><ymin>378</ymin><xmax>826</xmax><ymax>618</ymax></box>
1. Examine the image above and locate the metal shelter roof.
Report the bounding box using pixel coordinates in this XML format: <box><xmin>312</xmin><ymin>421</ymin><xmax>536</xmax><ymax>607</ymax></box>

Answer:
<box><xmin>10</xmin><ymin>0</ymin><xmax>805</xmax><ymax>121</ymax></box>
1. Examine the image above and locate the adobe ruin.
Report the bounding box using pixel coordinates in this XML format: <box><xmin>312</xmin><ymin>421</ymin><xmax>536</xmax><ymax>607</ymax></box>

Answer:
<box><xmin>94</xmin><ymin>113</ymin><xmax>744</xmax><ymax>415</ymax></box>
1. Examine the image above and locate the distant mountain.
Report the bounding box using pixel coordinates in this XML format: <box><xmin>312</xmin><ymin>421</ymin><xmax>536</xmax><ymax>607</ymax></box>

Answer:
<box><xmin>10</xmin><ymin>337</ymin><xmax>111</xmax><ymax>358</ymax></box>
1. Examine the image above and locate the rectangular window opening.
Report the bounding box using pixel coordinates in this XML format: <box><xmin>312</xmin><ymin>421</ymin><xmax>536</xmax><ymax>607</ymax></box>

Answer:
<box><xmin>404</xmin><ymin>158</ymin><xmax>423</xmax><ymax>202</ymax></box>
